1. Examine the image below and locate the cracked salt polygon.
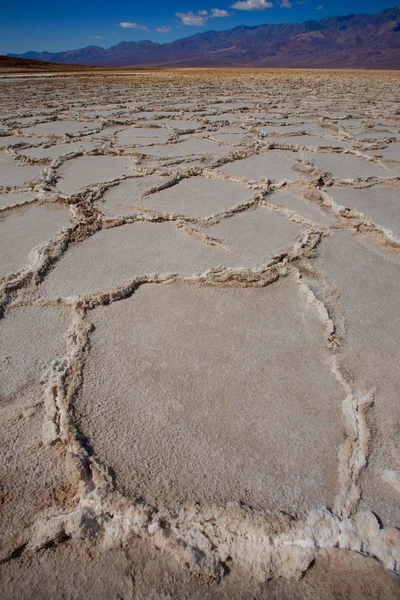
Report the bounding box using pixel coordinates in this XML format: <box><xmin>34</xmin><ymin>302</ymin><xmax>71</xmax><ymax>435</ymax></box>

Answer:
<box><xmin>314</xmin><ymin>230</ymin><xmax>400</xmax><ymax>527</ymax></box>
<box><xmin>116</xmin><ymin>127</ymin><xmax>170</xmax><ymax>146</ymax></box>
<box><xmin>139</xmin><ymin>176</ymin><xmax>252</xmax><ymax>218</ymax></box>
<box><xmin>0</xmin><ymin>190</ymin><xmax>36</xmax><ymax>210</ymax></box>
<box><xmin>39</xmin><ymin>221</ymin><xmax>249</xmax><ymax>298</ymax></box>
<box><xmin>19</xmin><ymin>141</ymin><xmax>98</xmax><ymax>160</ymax></box>
<box><xmin>326</xmin><ymin>185</ymin><xmax>400</xmax><ymax>238</ymax></box>
<box><xmin>55</xmin><ymin>156</ymin><xmax>134</xmax><ymax>195</ymax></box>
<box><xmin>0</xmin><ymin>203</ymin><xmax>71</xmax><ymax>279</ymax></box>
<box><xmin>0</xmin><ymin>135</ymin><xmax>47</xmax><ymax>148</ymax></box>
<box><xmin>0</xmin><ymin>305</ymin><xmax>72</xmax><ymax>555</ymax></box>
<box><xmin>203</xmin><ymin>207</ymin><xmax>302</xmax><ymax>263</ymax></box>
<box><xmin>277</xmin><ymin>135</ymin><xmax>350</xmax><ymax>149</ymax></box>
<box><xmin>0</xmin><ymin>152</ymin><xmax>43</xmax><ymax>187</ymax></box>
<box><xmin>378</xmin><ymin>142</ymin><xmax>400</xmax><ymax>162</ymax></box>
<box><xmin>311</xmin><ymin>153</ymin><xmax>394</xmax><ymax>179</ymax></box>
<box><xmin>219</xmin><ymin>153</ymin><xmax>300</xmax><ymax>181</ymax></box>
<box><xmin>270</xmin><ymin>188</ymin><xmax>337</xmax><ymax>227</ymax></box>
<box><xmin>97</xmin><ymin>175</ymin><xmax>167</xmax><ymax>218</ymax></box>
<box><xmin>161</xmin><ymin>120</ymin><xmax>200</xmax><ymax>131</ymax></box>
<box><xmin>77</xmin><ymin>280</ymin><xmax>344</xmax><ymax>513</ymax></box>
<box><xmin>23</xmin><ymin>120</ymin><xmax>101</xmax><ymax>136</ymax></box>
<box><xmin>259</xmin><ymin>124</ymin><xmax>329</xmax><ymax>136</ymax></box>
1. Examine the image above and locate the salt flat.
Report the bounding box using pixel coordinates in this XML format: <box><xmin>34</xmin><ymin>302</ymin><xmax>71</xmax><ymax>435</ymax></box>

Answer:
<box><xmin>0</xmin><ymin>305</ymin><xmax>72</xmax><ymax>557</ymax></box>
<box><xmin>0</xmin><ymin>69</ymin><xmax>399</xmax><ymax>599</ymax></box>
<box><xmin>202</xmin><ymin>207</ymin><xmax>302</xmax><ymax>263</ymax></box>
<box><xmin>19</xmin><ymin>140</ymin><xmax>98</xmax><ymax>160</ymax></box>
<box><xmin>326</xmin><ymin>185</ymin><xmax>400</xmax><ymax>238</ymax></box>
<box><xmin>313</xmin><ymin>230</ymin><xmax>400</xmax><ymax>528</ymax></box>
<box><xmin>138</xmin><ymin>176</ymin><xmax>252</xmax><ymax>218</ymax></box>
<box><xmin>55</xmin><ymin>155</ymin><xmax>134</xmax><ymax>195</ymax></box>
<box><xmin>311</xmin><ymin>152</ymin><xmax>395</xmax><ymax>179</ymax></box>
<box><xmin>0</xmin><ymin>151</ymin><xmax>43</xmax><ymax>187</ymax></box>
<box><xmin>0</xmin><ymin>203</ymin><xmax>70</xmax><ymax>278</ymax></box>
<box><xmin>270</xmin><ymin>187</ymin><xmax>337</xmax><ymax>226</ymax></box>
<box><xmin>219</xmin><ymin>152</ymin><xmax>301</xmax><ymax>181</ymax></box>
<box><xmin>40</xmin><ymin>221</ymin><xmax>249</xmax><ymax>298</ymax></box>
<box><xmin>0</xmin><ymin>189</ymin><xmax>36</xmax><ymax>209</ymax></box>
<box><xmin>77</xmin><ymin>280</ymin><xmax>343</xmax><ymax>512</ymax></box>
<box><xmin>96</xmin><ymin>174</ymin><xmax>167</xmax><ymax>217</ymax></box>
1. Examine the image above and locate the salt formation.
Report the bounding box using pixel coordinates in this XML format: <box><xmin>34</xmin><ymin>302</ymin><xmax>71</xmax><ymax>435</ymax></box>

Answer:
<box><xmin>0</xmin><ymin>69</ymin><xmax>399</xmax><ymax>599</ymax></box>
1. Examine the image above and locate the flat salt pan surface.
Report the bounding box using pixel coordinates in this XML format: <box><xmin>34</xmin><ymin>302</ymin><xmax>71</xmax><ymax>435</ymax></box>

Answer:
<box><xmin>326</xmin><ymin>185</ymin><xmax>400</xmax><ymax>238</ymax></box>
<box><xmin>139</xmin><ymin>176</ymin><xmax>252</xmax><ymax>218</ymax></box>
<box><xmin>206</xmin><ymin>113</ymin><xmax>241</xmax><ymax>123</ymax></box>
<box><xmin>138</xmin><ymin>138</ymin><xmax>224</xmax><ymax>158</ymax></box>
<box><xmin>314</xmin><ymin>230</ymin><xmax>400</xmax><ymax>527</ymax></box>
<box><xmin>20</xmin><ymin>141</ymin><xmax>97</xmax><ymax>160</ymax></box>
<box><xmin>77</xmin><ymin>280</ymin><xmax>344</xmax><ymax>513</ymax></box>
<box><xmin>160</xmin><ymin>120</ymin><xmax>200</xmax><ymax>130</ymax></box>
<box><xmin>270</xmin><ymin>188</ymin><xmax>337</xmax><ymax>226</ymax></box>
<box><xmin>0</xmin><ymin>190</ymin><xmax>36</xmax><ymax>209</ymax></box>
<box><xmin>219</xmin><ymin>153</ymin><xmax>300</xmax><ymax>181</ymax></box>
<box><xmin>0</xmin><ymin>203</ymin><xmax>70</xmax><ymax>279</ymax></box>
<box><xmin>311</xmin><ymin>153</ymin><xmax>394</xmax><ymax>179</ymax></box>
<box><xmin>56</xmin><ymin>156</ymin><xmax>134</xmax><ymax>195</ymax></box>
<box><xmin>213</xmin><ymin>133</ymin><xmax>250</xmax><ymax>144</ymax></box>
<box><xmin>278</xmin><ymin>135</ymin><xmax>350</xmax><ymax>148</ymax></box>
<box><xmin>0</xmin><ymin>152</ymin><xmax>43</xmax><ymax>187</ymax></box>
<box><xmin>203</xmin><ymin>207</ymin><xmax>302</xmax><ymax>263</ymax></box>
<box><xmin>97</xmin><ymin>175</ymin><xmax>167</xmax><ymax>217</ymax></box>
<box><xmin>23</xmin><ymin>120</ymin><xmax>100</xmax><ymax>136</ymax></box>
<box><xmin>137</xmin><ymin>144</ymin><xmax>187</xmax><ymax>158</ymax></box>
<box><xmin>0</xmin><ymin>135</ymin><xmax>47</xmax><ymax>148</ymax></box>
<box><xmin>356</xmin><ymin>131</ymin><xmax>396</xmax><ymax>141</ymax></box>
<box><xmin>378</xmin><ymin>142</ymin><xmax>400</xmax><ymax>162</ymax></box>
<box><xmin>40</xmin><ymin>221</ymin><xmax>248</xmax><ymax>298</ymax></box>
<box><xmin>116</xmin><ymin>127</ymin><xmax>170</xmax><ymax>146</ymax></box>
<box><xmin>260</xmin><ymin>124</ymin><xmax>329</xmax><ymax>136</ymax></box>
<box><xmin>0</xmin><ymin>305</ymin><xmax>71</xmax><ymax>554</ymax></box>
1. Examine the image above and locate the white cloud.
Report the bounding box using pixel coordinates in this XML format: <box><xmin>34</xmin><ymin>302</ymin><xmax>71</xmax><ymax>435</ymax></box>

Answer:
<box><xmin>175</xmin><ymin>11</ymin><xmax>207</xmax><ymax>26</ymax></box>
<box><xmin>119</xmin><ymin>22</ymin><xmax>148</xmax><ymax>31</ymax></box>
<box><xmin>176</xmin><ymin>8</ymin><xmax>231</xmax><ymax>26</ymax></box>
<box><xmin>94</xmin><ymin>35</ymin><xmax>104</xmax><ymax>39</ymax></box>
<box><xmin>157</xmin><ymin>25</ymin><xmax>172</xmax><ymax>33</ymax></box>
<box><xmin>120</xmin><ymin>22</ymin><xmax>139</xmax><ymax>28</ymax></box>
<box><xmin>279</xmin><ymin>0</ymin><xmax>292</xmax><ymax>7</ymax></box>
<box><xmin>315</xmin><ymin>4</ymin><xmax>323</xmax><ymax>9</ymax></box>
<box><xmin>211</xmin><ymin>8</ymin><xmax>230</xmax><ymax>17</ymax></box>
<box><xmin>231</xmin><ymin>0</ymin><xmax>273</xmax><ymax>10</ymax></box>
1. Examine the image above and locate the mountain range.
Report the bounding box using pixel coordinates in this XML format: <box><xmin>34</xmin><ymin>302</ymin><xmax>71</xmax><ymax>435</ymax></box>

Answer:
<box><xmin>8</xmin><ymin>7</ymin><xmax>400</xmax><ymax>69</ymax></box>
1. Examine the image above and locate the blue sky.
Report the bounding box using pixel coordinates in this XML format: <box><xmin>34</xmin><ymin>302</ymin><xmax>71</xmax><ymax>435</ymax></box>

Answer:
<box><xmin>1</xmin><ymin>0</ymin><xmax>399</xmax><ymax>54</ymax></box>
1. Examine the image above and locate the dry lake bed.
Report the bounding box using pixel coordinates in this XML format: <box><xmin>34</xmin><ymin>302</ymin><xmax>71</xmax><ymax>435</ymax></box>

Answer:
<box><xmin>0</xmin><ymin>69</ymin><xmax>400</xmax><ymax>599</ymax></box>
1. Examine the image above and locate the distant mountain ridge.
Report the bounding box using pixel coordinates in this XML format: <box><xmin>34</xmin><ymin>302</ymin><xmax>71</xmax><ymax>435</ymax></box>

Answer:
<box><xmin>8</xmin><ymin>7</ymin><xmax>400</xmax><ymax>69</ymax></box>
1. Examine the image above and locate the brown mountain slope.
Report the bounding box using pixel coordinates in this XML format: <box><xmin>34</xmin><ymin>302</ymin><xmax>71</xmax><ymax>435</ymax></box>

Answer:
<box><xmin>7</xmin><ymin>7</ymin><xmax>400</xmax><ymax>69</ymax></box>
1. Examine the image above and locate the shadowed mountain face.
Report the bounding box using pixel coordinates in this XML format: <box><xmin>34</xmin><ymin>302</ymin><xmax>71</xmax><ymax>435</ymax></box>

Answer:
<box><xmin>8</xmin><ymin>7</ymin><xmax>400</xmax><ymax>69</ymax></box>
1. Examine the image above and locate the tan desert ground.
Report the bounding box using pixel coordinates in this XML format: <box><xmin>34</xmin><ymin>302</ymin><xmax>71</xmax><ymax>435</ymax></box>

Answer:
<box><xmin>0</xmin><ymin>67</ymin><xmax>400</xmax><ymax>598</ymax></box>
